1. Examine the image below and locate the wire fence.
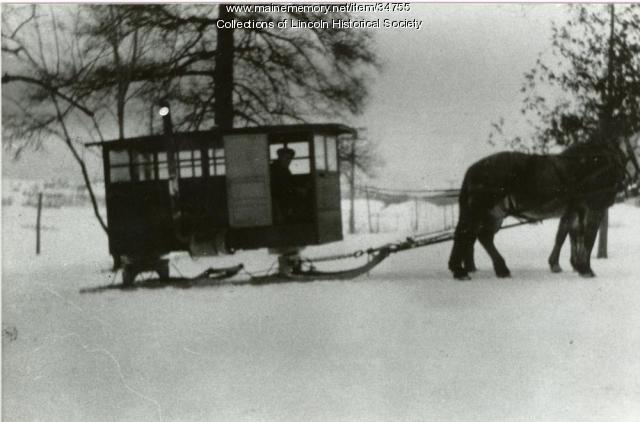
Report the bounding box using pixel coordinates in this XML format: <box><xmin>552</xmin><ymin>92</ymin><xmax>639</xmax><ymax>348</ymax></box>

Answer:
<box><xmin>344</xmin><ymin>184</ymin><xmax>460</xmax><ymax>235</ymax></box>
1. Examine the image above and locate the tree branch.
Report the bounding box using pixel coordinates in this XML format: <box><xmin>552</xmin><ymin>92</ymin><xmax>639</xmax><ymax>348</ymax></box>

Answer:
<box><xmin>2</xmin><ymin>73</ymin><xmax>95</xmax><ymax>117</ymax></box>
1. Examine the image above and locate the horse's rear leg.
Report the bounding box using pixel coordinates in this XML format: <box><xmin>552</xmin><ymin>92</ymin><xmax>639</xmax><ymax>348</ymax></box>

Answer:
<box><xmin>463</xmin><ymin>238</ymin><xmax>477</xmax><ymax>272</ymax></box>
<box><xmin>548</xmin><ymin>211</ymin><xmax>572</xmax><ymax>273</ymax></box>
<box><xmin>478</xmin><ymin>218</ymin><xmax>510</xmax><ymax>278</ymax></box>
<box><xmin>449</xmin><ymin>183</ymin><xmax>478</xmax><ymax>280</ymax></box>
<box><xmin>449</xmin><ymin>240</ymin><xmax>470</xmax><ymax>280</ymax></box>
<box><xmin>449</xmin><ymin>225</ymin><xmax>476</xmax><ymax>280</ymax></box>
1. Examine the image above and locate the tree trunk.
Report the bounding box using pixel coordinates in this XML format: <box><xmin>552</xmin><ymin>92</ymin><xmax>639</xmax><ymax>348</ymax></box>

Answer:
<box><xmin>50</xmin><ymin>95</ymin><xmax>108</xmax><ymax>236</ymax></box>
<box><xmin>117</xmin><ymin>86</ymin><xmax>126</xmax><ymax>139</ymax></box>
<box><xmin>598</xmin><ymin>5</ymin><xmax>615</xmax><ymax>259</ymax></box>
<box><xmin>597</xmin><ymin>210</ymin><xmax>608</xmax><ymax>258</ymax></box>
<box><xmin>215</xmin><ymin>5</ymin><xmax>235</xmax><ymax>129</ymax></box>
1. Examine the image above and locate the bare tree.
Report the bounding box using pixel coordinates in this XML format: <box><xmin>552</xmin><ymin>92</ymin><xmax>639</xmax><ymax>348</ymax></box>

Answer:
<box><xmin>490</xmin><ymin>5</ymin><xmax>640</xmax><ymax>152</ymax></box>
<box><xmin>76</xmin><ymin>5</ymin><xmax>155</xmax><ymax>139</ymax></box>
<box><xmin>2</xmin><ymin>5</ymin><xmax>108</xmax><ymax>233</ymax></box>
<box><xmin>75</xmin><ymin>4</ymin><xmax>381</xmax><ymax>129</ymax></box>
<box><xmin>488</xmin><ymin>4</ymin><xmax>640</xmax><ymax>256</ymax></box>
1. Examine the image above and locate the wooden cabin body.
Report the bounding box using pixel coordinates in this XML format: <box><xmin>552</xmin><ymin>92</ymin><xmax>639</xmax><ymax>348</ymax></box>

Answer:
<box><xmin>95</xmin><ymin>124</ymin><xmax>351</xmax><ymax>261</ymax></box>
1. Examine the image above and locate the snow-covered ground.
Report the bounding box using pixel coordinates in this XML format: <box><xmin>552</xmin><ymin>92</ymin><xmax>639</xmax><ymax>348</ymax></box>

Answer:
<box><xmin>3</xmin><ymin>200</ymin><xmax>640</xmax><ymax>421</ymax></box>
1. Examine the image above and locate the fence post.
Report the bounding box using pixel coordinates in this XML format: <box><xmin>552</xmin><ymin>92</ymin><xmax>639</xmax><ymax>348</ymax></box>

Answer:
<box><xmin>449</xmin><ymin>205</ymin><xmax>454</xmax><ymax>228</ymax></box>
<box><xmin>443</xmin><ymin>206</ymin><xmax>447</xmax><ymax>229</ymax></box>
<box><xmin>348</xmin><ymin>139</ymin><xmax>356</xmax><ymax>234</ymax></box>
<box><xmin>36</xmin><ymin>192</ymin><xmax>43</xmax><ymax>255</ymax></box>
<box><xmin>365</xmin><ymin>185</ymin><xmax>372</xmax><ymax>233</ymax></box>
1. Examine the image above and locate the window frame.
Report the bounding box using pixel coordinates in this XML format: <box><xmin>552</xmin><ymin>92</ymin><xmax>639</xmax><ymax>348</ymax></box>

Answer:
<box><xmin>108</xmin><ymin>149</ymin><xmax>131</xmax><ymax>184</ymax></box>
<box><xmin>131</xmin><ymin>150</ymin><xmax>156</xmax><ymax>182</ymax></box>
<box><xmin>208</xmin><ymin>147</ymin><xmax>226</xmax><ymax>176</ymax></box>
<box><xmin>313</xmin><ymin>134</ymin><xmax>339</xmax><ymax>173</ymax></box>
<box><xmin>177</xmin><ymin>148</ymin><xmax>203</xmax><ymax>179</ymax></box>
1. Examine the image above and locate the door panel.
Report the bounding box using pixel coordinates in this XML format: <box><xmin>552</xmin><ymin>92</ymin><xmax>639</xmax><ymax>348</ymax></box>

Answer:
<box><xmin>315</xmin><ymin>172</ymin><xmax>342</xmax><ymax>243</ymax></box>
<box><xmin>225</xmin><ymin>134</ymin><xmax>272</xmax><ymax>227</ymax></box>
<box><xmin>314</xmin><ymin>134</ymin><xmax>343</xmax><ymax>242</ymax></box>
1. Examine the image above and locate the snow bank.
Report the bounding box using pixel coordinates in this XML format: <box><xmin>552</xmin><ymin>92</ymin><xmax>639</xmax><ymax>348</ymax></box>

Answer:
<box><xmin>3</xmin><ymin>199</ymin><xmax>640</xmax><ymax>422</ymax></box>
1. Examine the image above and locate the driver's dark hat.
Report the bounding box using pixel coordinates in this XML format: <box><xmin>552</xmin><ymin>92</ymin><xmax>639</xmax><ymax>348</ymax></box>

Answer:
<box><xmin>277</xmin><ymin>146</ymin><xmax>295</xmax><ymax>158</ymax></box>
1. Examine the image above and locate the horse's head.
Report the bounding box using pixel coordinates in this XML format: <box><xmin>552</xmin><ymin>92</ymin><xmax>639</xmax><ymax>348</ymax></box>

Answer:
<box><xmin>597</xmin><ymin>134</ymin><xmax>640</xmax><ymax>194</ymax></box>
<box><xmin>621</xmin><ymin>134</ymin><xmax>640</xmax><ymax>189</ymax></box>
<box><xmin>593</xmin><ymin>118</ymin><xmax>640</xmax><ymax>189</ymax></box>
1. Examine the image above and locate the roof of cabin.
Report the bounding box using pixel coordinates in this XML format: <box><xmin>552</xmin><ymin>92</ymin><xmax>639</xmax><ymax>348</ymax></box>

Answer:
<box><xmin>86</xmin><ymin>123</ymin><xmax>356</xmax><ymax>148</ymax></box>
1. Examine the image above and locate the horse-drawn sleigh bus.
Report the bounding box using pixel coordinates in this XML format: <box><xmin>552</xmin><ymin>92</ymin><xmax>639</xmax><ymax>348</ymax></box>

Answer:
<box><xmin>89</xmin><ymin>120</ymin><xmax>373</xmax><ymax>286</ymax></box>
<box><xmin>87</xmin><ymin>110</ymin><xmax>639</xmax><ymax>289</ymax></box>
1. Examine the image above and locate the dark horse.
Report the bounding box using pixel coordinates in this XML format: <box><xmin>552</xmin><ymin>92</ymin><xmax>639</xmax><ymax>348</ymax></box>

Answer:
<box><xmin>548</xmin><ymin>135</ymin><xmax>640</xmax><ymax>274</ymax></box>
<box><xmin>448</xmin><ymin>135</ymin><xmax>638</xmax><ymax>280</ymax></box>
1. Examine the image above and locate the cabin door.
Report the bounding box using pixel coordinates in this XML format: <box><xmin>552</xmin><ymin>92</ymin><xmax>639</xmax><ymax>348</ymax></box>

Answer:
<box><xmin>313</xmin><ymin>134</ymin><xmax>342</xmax><ymax>242</ymax></box>
<box><xmin>224</xmin><ymin>134</ymin><xmax>273</xmax><ymax>227</ymax></box>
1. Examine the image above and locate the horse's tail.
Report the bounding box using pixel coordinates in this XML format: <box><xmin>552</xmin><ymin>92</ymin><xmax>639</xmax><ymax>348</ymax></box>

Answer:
<box><xmin>449</xmin><ymin>176</ymin><xmax>475</xmax><ymax>276</ymax></box>
<box><xmin>454</xmin><ymin>176</ymin><xmax>473</xmax><ymax>239</ymax></box>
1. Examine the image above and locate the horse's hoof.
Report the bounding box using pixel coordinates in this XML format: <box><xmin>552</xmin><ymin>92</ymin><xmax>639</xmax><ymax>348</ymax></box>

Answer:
<box><xmin>453</xmin><ymin>271</ymin><xmax>471</xmax><ymax>281</ymax></box>
<box><xmin>496</xmin><ymin>270</ymin><xmax>511</xmax><ymax>278</ymax></box>
<box><xmin>550</xmin><ymin>264</ymin><xmax>562</xmax><ymax>273</ymax></box>
<box><xmin>579</xmin><ymin>271</ymin><xmax>596</xmax><ymax>278</ymax></box>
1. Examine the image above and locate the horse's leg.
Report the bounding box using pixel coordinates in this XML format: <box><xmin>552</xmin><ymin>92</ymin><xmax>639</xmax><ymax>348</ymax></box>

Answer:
<box><xmin>463</xmin><ymin>236</ymin><xmax>477</xmax><ymax>272</ymax></box>
<box><xmin>477</xmin><ymin>215</ymin><xmax>510</xmax><ymax>278</ymax></box>
<box><xmin>565</xmin><ymin>208</ymin><xmax>581</xmax><ymax>272</ymax></box>
<box><xmin>566</xmin><ymin>211</ymin><xmax>586</xmax><ymax>272</ymax></box>
<box><xmin>449</xmin><ymin>241</ymin><xmax>466</xmax><ymax>280</ymax></box>
<box><xmin>570</xmin><ymin>208</ymin><xmax>592</xmax><ymax>277</ymax></box>
<box><xmin>569</xmin><ymin>230</ymin><xmax>579</xmax><ymax>272</ymax></box>
<box><xmin>580</xmin><ymin>209</ymin><xmax>605</xmax><ymax>278</ymax></box>
<box><xmin>449</xmin><ymin>225</ymin><xmax>475</xmax><ymax>280</ymax></box>
<box><xmin>548</xmin><ymin>211</ymin><xmax>572</xmax><ymax>273</ymax></box>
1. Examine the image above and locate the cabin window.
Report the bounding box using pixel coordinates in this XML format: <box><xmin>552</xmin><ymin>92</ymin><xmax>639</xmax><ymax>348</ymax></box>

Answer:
<box><xmin>313</xmin><ymin>135</ymin><xmax>338</xmax><ymax>172</ymax></box>
<box><xmin>109</xmin><ymin>149</ymin><xmax>130</xmax><ymax>183</ymax></box>
<box><xmin>270</xmin><ymin>142</ymin><xmax>310</xmax><ymax>174</ymax></box>
<box><xmin>131</xmin><ymin>151</ymin><xmax>155</xmax><ymax>181</ymax></box>
<box><xmin>326</xmin><ymin>136</ymin><xmax>338</xmax><ymax>171</ymax></box>
<box><xmin>208</xmin><ymin>148</ymin><xmax>226</xmax><ymax>176</ymax></box>
<box><xmin>314</xmin><ymin>135</ymin><xmax>326</xmax><ymax>171</ymax></box>
<box><xmin>157</xmin><ymin>152</ymin><xmax>169</xmax><ymax>179</ymax></box>
<box><xmin>178</xmin><ymin>149</ymin><xmax>203</xmax><ymax>178</ymax></box>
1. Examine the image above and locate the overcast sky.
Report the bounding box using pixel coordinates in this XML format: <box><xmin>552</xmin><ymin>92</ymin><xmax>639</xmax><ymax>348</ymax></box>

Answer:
<box><xmin>2</xmin><ymin>3</ymin><xmax>569</xmax><ymax>188</ymax></box>
<box><xmin>357</xmin><ymin>3</ymin><xmax>567</xmax><ymax>188</ymax></box>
